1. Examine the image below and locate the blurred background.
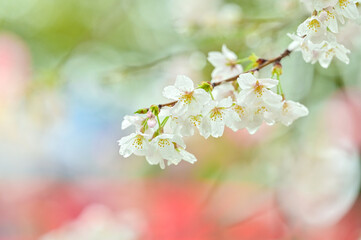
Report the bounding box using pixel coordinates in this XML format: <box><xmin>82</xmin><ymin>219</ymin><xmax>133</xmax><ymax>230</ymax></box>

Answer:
<box><xmin>0</xmin><ymin>0</ymin><xmax>361</xmax><ymax>239</ymax></box>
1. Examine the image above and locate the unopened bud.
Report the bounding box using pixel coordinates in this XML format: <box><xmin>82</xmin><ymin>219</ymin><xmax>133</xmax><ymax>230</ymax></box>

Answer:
<box><xmin>272</xmin><ymin>62</ymin><xmax>283</xmax><ymax>76</ymax></box>
<box><xmin>248</xmin><ymin>53</ymin><xmax>259</xmax><ymax>62</ymax></box>
<box><xmin>198</xmin><ymin>81</ymin><xmax>213</xmax><ymax>93</ymax></box>
<box><xmin>134</xmin><ymin>108</ymin><xmax>148</xmax><ymax>114</ymax></box>
<box><xmin>146</xmin><ymin>110</ymin><xmax>154</xmax><ymax>118</ymax></box>
<box><xmin>149</xmin><ymin>105</ymin><xmax>160</xmax><ymax>116</ymax></box>
<box><xmin>147</xmin><ymin>118</ymin><xmax>157</xmax><ymax>128</ymax></box>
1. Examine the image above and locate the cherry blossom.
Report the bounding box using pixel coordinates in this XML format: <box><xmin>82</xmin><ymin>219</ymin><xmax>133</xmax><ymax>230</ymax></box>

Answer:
<box><xmin>318</xmin><ymin>40</ymin><xmax>350</xmax><ymax>68</ymax></box>
<box><xmin>334</xmin><ymin>0</ymin><xmax>360</xmax><ymax>22</ymax></box>
<box><xmin>272</xmin><ymin>100</ymin><xmax>309</xmax><ymax>126</ymax></box>
<box><xmin>319</xmin><ymin>7</ymin><xmax>339</xmax><ymax>33</ymax></box>
<box><xmin>313</xmin><ymin>0</ymin><xmax>339</xmax><ymax>10</ymax></box>
<box><xmin>236</xmin><ymin>73</ymin><xmax>282</xmax><ymax>108</ymax></box>
<box><xmin>118</xmin><ymin>0</ymin><xmax>361</xmax><ymax>169</ymax></box>
<box><xmin>118</xmin><ymin>132</ymin><xmax>151</xmax><ymax>158</ymax></box>
<box><xmin>208</xmin><ymin>44</ymin><xmax>243</xmax><ymax>82</ymax></box>
<box><xmin>162</xmin><ymin>75</ymin><xmax>211</xmax><ymax>116</ymax></box>
<box><xmin>121</xmin><ymin>115</ymin><xmax>146</xmax><ymax>131</ymax></box>
<box><xmin>297</xmin><ymin>16</ymin><xmax>327</xmax><ymax>43</ymax></box>
<box><xmin>288</xmin><ymin>33</ymin><xmax>321</xmax><ymax>63</ymax></box>
<box><xmin>146</xmin><ymin>134</ymin><xmax>195</xmax><ymax>169</ymax></box>
<box><xmin>159</xmin><ymin>106</ymin><xmax>202</xmax><ymax>137</ymax></box>
<box><xmin>199</xmin><ymin>97</ymin><xmax>239</xmax><ymax>138</ymax></box>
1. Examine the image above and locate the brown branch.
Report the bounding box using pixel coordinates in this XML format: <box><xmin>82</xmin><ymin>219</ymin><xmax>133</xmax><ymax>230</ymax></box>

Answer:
<box><xmin>146</xmin><ymin>49</ymin><xmax>292</xmax><ymax>111</ymax></box>
<box><xmin>212</xmin><ymin>49</ymin><xmax>291</xmax><ymax>87</ymax></box>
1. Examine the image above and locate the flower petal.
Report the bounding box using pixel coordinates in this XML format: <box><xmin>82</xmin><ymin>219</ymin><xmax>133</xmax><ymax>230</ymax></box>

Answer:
<box><xmin>175</xmin><ymin>75</ymin><xmax>194</xmax><ymax>92</ymax></box>
<box><xmin>222</xmin><ymin>44</ymin><xmax>237</xmax><ymax>60</ymax></box>
<box><xmin>237</xmin><ymin>73</ymin><xmax>257</xmax><ymax>89</ymax></box>
<box><xmin>259</xmin><ymin>78</ymin><xmax>279</xmax><ymax>88</ymax></box>
<box><xmin>208</xmin><ymin>52</ymin><xmax>227</xmax><ymax>67</ymax></box>
<box><xmin>163</xmin><ymin>85</ymin><xmax>182</xmax><ymax>100</ymax></box>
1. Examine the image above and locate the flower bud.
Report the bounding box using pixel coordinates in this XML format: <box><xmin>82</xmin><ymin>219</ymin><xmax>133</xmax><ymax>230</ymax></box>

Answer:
<box><xmin>146</xmin><ymin>110</ymin><xmax>154</xmax><ymax>118</ymax></box>
<box><xmin>198</xmin><ymin>81</ymin><xmax>213</xmax><ymax>93</ymax></box>
<box><xmin>149</xmin><ymin>105</ymin><xmax>160</xmax><ymax>116</ymax></box>
<box><xmin>272</xmin><ymin>62</ymin><xmax>283</xmax><ymax>77</ymax></box>
<box><xmin>134</xmin><ymin>108</ymin><xmax>148</xmax><ymax>114</ymax></box>
<box><xmin>248</xmin><ymin>53</ymin><xmax>259</xmax><ymax>62</ymax></box>
<box><xmin>147</xmin><ymin>118</ymin><xmax>157</xmax><ymax>128</ymax></box>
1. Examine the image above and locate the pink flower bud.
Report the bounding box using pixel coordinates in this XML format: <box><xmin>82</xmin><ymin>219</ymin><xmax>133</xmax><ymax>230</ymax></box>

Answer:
<box><xmin>146</xmin><ymin>111</ymin><xmax>154</xmax><ymax>118</ymax></box>
<box><xmin>147</xmin><ymin>118</ymin><xmax>157</xmax><ymax>128</ymax></box>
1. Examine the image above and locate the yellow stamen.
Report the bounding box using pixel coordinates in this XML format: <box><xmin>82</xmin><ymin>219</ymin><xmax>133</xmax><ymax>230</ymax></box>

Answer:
<box><xmin>307</xmin><ymin>19</ymin><xmax>321</xmax><ymax>32</ymax></box>
<box><xmin>254</xmin><ymin>81</ymin><xmax>264</xmax><ymax>97</ymax></box>
<box><xmin>132</xmin><ymin>135</ymin><xmax>144</xmax><ymax>150</ymax></box>
<box><xmin>158</xmin><ymin>139</ymin><xmax>171</xmax><ymax>148</ymax></box>
<box><xmin>180</xmin><ymin>92</ymin><xmax>194</xmax><ymax>104</ymax></box>
<box><xmin>210</xmin><ymin>108</ymin><xmax>223</xmax><ymax>121</ymax></box>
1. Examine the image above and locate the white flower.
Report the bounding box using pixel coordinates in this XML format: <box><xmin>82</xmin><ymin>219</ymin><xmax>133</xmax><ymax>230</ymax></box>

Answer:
<box><xmin>118</xmin><ymin>132</ymin><xmax>150</xmax><ymax>158</ymax></box>
<box><xmin>237</xmin><ymin>73</ymin><xmax>282</xmax><ymax>107</ymax></box>
<box><xmin>288</xmin><ymin>33</ymin><xmax>321</xmax><ymax>63</ymax></box>
<box><xmin>208</xmin><ymin>44</ymin><xmax>243</xmax><ymax>82</ymax></box>
<box><xmin>227</xmin><ymin>103</ymin><xmax>250</xmax><ymax>131</ymax></box>
<box><xmin>182</xmin><ymin>114</ymin><xmax>204</xmax><ymax>136</ymax></box>
<box><xmin>159</xmin><ymin>106</ymin><xmax>202</xmax><ymax>137</ymax></box>
<box><xmin>146</xmin><ymin>134</ymin><xmax>196</xmax><ymax>169</ymax></box>
<box><xmin>319</xmin><ymin>8</ymin><xmax>339</xmax><ymax>33</ymax></box>
<box><xmin>163</xmin><ymin>75</ymin><xmax>211</xmax><ymax>116</ymax></box>
<box><xmin>121</xmin><ymin>115</ymin><xmax>146</xmax><ymax>131</ymax></box>
<box><xmin>211</xmin><ymin>82</ymin><xmax>236</xmax><ymax>101</ymax></box>
<box><xmin>297</xmin><ymin>16</ymin><xmax>327</xmax><ymax>43</ymax></box>
<box><xmin>199</xmin><ymin>97</ymin><xmax>239</xmax><ymax>138</ymax></box>
<box><xmin>318</xmin><ymin>40</ymin><xmax>350</xmax><ymax>68</ymax></box>
<box><xmin>273</xmin><ymin>100</ymin><xmax>309</xmax><ymax>126</ymax></box>
<box><xmin>236</xmin><ymin>73</ymin><xmax>283</xmax><ymax>133</ymax></box>
<box><xmin>335</xmin><ymin>0</ymin><xmax>360</xmax><ymax>22</ymax></box>
<box><xmin>303</xmin><ymin>0</ymin><xmax>338</xmax><ymax>11</ymax></box>
<box><xmin>169</xmin><ymin>147</ymin><xmax>197</xmax><ymax>166</ymax></box>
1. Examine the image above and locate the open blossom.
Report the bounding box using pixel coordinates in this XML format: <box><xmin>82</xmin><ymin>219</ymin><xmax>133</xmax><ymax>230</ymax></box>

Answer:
<box><xmin>236</xmin><ymin>73</ymin><xmax>283</xmax><ymax>133</ymax></box>
<box><xmin>308</xmin><ymin>0</ymin><xmax>338</xmax><ymax>10</ymax></box>
<box><xmin>297</xmin><ymin>16</ymin><xmax>327</xmax><ymax>43</ymax></box>
<box><xmin>199</xmin><ymin>97</ymin><xmax>239</xmax><ymax>138</ymax></box>
<box><xmin>318</xmin><ymin>40</ymin><xmax>350</xmax><ymax>68</ymax></box>
<box><xmin>288</xmin><ymin>33</ymin><xmax>321</xmax><ymax>63</ymax></box>
<box><xmin>212</xmin><ymin>82</ymin><xmax>235</xmax><ymax>100</ymax></box>
<box><xmin>289</xmin><ymin>23</ymin><xmax>351</xmax><ymax>68</ymax></box>
<box><xmin>290</xmin><ymin>0</ymin><xmax>360</xmax><ymax>68</ymax></box>
<box><xmin>208</xmin><ymin>44</ymin><xmax>243</xmax><ymax>82</ymax></box>
<box><xmin>271</xmin><ymin>100</ymin><xmax>309</xmax><ymax>126</ymax></box>
<box><xmin>237</xmin><ymin>73</ymin><xmax>282</xmax><ymax>108</ymax></box>
<box><xmin>334</xmin><ymin>0</ymin><xmax>360</xmax><ymax>22</ymax></box>
<box><xmin>159</xmin><ymin>106</ymin><xmax>203</xmax><ymax>137</ymax></box>
<box><xmin>319</xmin><ymin>8</ymin><xmax>339</xmax><ymax>33</ymax></box>
<box><xmin>146</xmin><ymin>134</ymin><xmax>196</xmax><ymax>169</ymax></box>
<box><xmin>122</xmin><ymin>115</ymin><xmax>146</xmax><ymax>131</ymax></box>
<box><xmin>163</xmin><ymin>75</ymin><xmax>211</xmax><ymax>116</ymax></box>
<box><xmin>118</xmin><ymin>132</ymin><xmax>151</xmax><ymax>158</ymax></box>
<box><xmin>227</xmin><ymin>102</ymin><xmax>253</xmax><ymax>132</ymax></box>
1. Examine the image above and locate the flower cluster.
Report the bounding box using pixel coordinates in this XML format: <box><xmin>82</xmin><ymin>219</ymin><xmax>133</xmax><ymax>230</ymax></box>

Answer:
<box><xmin>288</xmin><ymin>0</ymin><xmax>360</xmax><ymax>68</ymax></box>
<box><xmin>118</xmin><ymin>47</ymin><xmax>309</xmax><ymax>169</ymax></box>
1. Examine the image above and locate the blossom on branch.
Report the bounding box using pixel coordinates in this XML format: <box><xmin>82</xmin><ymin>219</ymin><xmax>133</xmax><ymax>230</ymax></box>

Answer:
<box><xmin>200</xmin><ymin>97</ymin><xmax>239</xmax><ymax>138</ymax></box>
<box><xmin>208</xmin><ymin>44</ymin><xmax>243</xmax><ymax>82</ymax></box>
<box><xmin>289</xmin><ymin>0</ymin><xmax>359</xmax><ymax>68</ymax></box>
<box><xmin>162</xmin><ymin>75</ymin><xmax>211</xmax><ymax>116</ymax></box>
<box><xmin>117</xmin><ymin>0</ymin><xmax>361</xmax><ymax>168</ymax></box>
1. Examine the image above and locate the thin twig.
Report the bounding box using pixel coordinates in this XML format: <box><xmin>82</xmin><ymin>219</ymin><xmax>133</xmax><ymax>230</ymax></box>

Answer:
<box><xmin>145</xmin><ymin>49</ymin><xmax>292</xmax><ymax>111</ymax></box>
